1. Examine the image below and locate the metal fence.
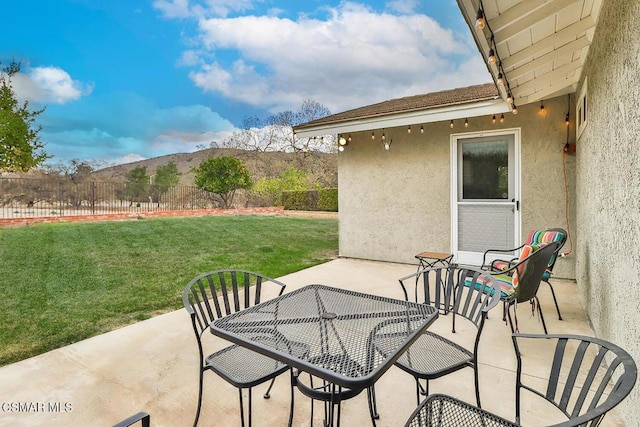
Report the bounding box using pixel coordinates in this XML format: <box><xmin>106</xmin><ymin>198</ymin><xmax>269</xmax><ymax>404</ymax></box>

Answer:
<box><xmin>0</xmin><ymin>177</ymin><xmax>218</xmax><ymax>219</ymax></box>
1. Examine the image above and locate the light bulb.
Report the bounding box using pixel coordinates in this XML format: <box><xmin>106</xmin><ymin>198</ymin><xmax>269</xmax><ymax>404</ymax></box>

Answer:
<box><xmin>500</xmin><ymin>113</ymin><xmax>505</xmax><ymax>123</ymax></box>
<box><xmin>450</xmin><ymin>120</ymin><xmax>454</xmax><ymax>129</ymax></box>
<box><xmin>487</xmin><ymin>49</ymin><xmax>496</xmax><ymax>64</ymax></box>
<box><xmin>420</xmin><ymin>125</ymin><xmax>424</xmax><ymax>134</ymax></box>
<box><xmin>497</xmin><ymin>73</ymin><xmax>504</xmax><ymax>85</ymax></box>
<box><xmin>338</xmin><ymin>145</ymin><xmax>345</xmax><ymax>152</ymax></box>
<box><xmin>507</xmin><ymin>93</ymin><xmax>513</xmax><ymax>104</ymax></box>
<box><xmin>464</xmin><ymin>118</ymin><xmax>469</xmax><ymax>128</ymax></box>
<box><xmin>371</xmin><ymin>132</ymin><xmax>375</xmax><ymax>140</ymax></box>
<box><xmin>512</xmin><ymin>104</ymin><xmax>519</xmax><ymax>115</ymax></box>
<box><xmin>407</xmin><ymin>126</ymin><xmax>411</xmax><ymax>134</ymax></box>
<box><xmin>475</xmin><ymin>9</ymin><xmax>485</xmax><ymax>30</ymax></box>
<box><xmin>339</xmin><ymin>137</ymin><xmax>347</xmax><ymax>146</ymax></box>
<box><xmin>539</xmin><ymin>101</ymin><xmax>547</xmax><ymax>117</ymax></box>
<box><xmin>492</xmin><ymin>115</ymin><xmax>496</xmax><ymax>124</ymax></box>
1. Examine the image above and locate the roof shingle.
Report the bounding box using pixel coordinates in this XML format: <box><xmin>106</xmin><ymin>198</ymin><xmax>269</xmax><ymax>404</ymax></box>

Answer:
<box><xmin>294</xmin><ymin>83</ymin><xmax>498</xmax><ymax>131</ymax></box>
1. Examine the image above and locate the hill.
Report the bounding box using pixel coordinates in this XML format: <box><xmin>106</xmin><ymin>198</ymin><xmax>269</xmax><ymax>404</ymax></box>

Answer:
<box><xmin>92</xmin><ymin>148</ymin><xmax>338</xmax><ymax>188</ymax></box>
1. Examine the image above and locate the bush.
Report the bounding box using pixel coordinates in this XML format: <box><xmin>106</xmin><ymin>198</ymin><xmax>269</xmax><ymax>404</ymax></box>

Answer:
<box><xmin>282</xmin><ymin>188</ymin><xmax>337</xmax><ymax>212</ymax></box>
<box><xmin>317</xmin><ymin>188</ymin><xmax>338</xmax><ymax>211</ymax></box>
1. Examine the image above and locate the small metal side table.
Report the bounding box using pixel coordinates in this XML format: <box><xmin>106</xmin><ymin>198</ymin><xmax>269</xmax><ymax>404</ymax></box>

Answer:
<box><xmin>414</xmin><ymin>251</ymin><xmax>453</xmax><ymax>271</ymax></box>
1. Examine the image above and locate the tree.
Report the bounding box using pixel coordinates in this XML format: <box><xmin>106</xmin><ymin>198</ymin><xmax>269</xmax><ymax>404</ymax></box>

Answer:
<box><xmin>222</xmin><ymin>99</ymin><xmax>335</xmax><ymax>154</ymax></box>
<box><xmin>124</xmin><ymin>166</ymin><xmax>150</xmax><ymax>205</ymax></box>
<box><xmin>0</xmin><ymin>61</ymin><xmax>48</xmax><ymax>172</ymax></box>
<box><xmin>150</xmin><ymin>162</ymin><xmax>181</xmax><ymax>206</ymax></box>
<box><xmin>193</xmin><ymin>156</ymin><xmax>252</xmax><ymax>208</ymax></box>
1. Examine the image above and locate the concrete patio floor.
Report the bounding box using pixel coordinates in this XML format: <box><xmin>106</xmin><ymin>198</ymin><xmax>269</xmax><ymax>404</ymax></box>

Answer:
<box><xmin>0</xmin><ymin>258</ymin><xmax>627</xmax><ymax>426</ymax></box>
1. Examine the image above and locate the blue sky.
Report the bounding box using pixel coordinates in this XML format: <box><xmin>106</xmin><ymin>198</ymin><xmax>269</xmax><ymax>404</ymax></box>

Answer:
<box><xmin>3</xmin><ymin>0</ymin><xmax>490</xmax><ymax>165</ymax></box>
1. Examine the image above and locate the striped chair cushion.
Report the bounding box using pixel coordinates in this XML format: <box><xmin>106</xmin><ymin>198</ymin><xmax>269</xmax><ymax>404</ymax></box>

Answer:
<box><xmin>492</xmin><ymin>274</ymin><xmax>516</xmax><ymax>298</ymax></box>
<box><xmin>491</xmin><ymin>259</ymin><xmax>512</xmax><ymax>271</ymax></box>
<box><xmin>512</xmin><ymin>244</ymin><xmax>538</xmax><ymax>288</ymax></box>
<box><xmin>491</xmin><ymin>230</ymin><xmax>563</xmax><ymax>275</ymax></box>
<box><xmin>470</xmin><ymin>244</ymin><xmax>539</xmax><ymax>298</ymax></box>
<box><xmin>465</xmin><ymin>273</ymin><xmax>515</xmax><ymax>299</ymax></box>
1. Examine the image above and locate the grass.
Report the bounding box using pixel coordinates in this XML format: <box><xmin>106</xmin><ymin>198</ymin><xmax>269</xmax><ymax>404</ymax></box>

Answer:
<box><xmin>0</xmin><ymin>215</ymin><xmax>338</xmax><ymax>366</ymax></box>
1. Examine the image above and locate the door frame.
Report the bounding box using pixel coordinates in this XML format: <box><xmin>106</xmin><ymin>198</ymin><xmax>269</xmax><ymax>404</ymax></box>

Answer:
<box><xmin>450</xmin><ymin>128</ymin><xmax>522</xmax><ymax>265</ymax></box>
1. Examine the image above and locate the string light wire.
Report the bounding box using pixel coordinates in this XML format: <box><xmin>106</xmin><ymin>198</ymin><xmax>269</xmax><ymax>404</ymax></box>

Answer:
<box><xmin>476</xmin><ymin>0</ymin><xmax>516</xmax><ymax>113</ymax></box>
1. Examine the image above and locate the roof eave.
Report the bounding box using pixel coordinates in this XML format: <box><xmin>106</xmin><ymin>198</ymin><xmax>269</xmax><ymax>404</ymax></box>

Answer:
<box><xmin>294</xmin><ymin>98</ymin><xmax>510</xmax><ymax>138</ymax></box>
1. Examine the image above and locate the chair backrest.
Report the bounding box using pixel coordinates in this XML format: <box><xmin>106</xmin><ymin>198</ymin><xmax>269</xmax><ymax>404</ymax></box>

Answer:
<box><xmin>182</xmin><ymin>269</ymin><xmax>286</xmax><ymax>340</ymax></box>
<box><xmin>512</xmin><ymin>241</ymin><xmax>560</xmax><ymax>303</ymax></box>
<box><xmin>524</xmin><ymin>228</ymin><xmax>567</xmax><ymax>271</ymax></box>
<box><xmin>544</xmin><ymin>228</ymin><xmax>567</xmax><ymax>272</ymax></box>
<box><xmin>400</xmin><ymin>265</ymin><xmax>502</xmax><ymax>330</ymax></box>
<box><xmin>512</xmin><ymin>333</ymin><xmax>637</xmax><ymax>427</ymax></box>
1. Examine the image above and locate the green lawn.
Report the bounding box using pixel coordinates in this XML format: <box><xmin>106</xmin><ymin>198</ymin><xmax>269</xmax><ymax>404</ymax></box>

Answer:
<box><xmin>0</xmin><ymin>215</ymin><xmax>338</xmax><ymax>366</ymax></box>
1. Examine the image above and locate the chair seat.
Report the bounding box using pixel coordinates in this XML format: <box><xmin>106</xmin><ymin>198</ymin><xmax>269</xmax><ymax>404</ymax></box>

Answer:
<box><xmin>394</xmin><ymin>331</ymin><xmax>473</xmax><ymax>378</ymax></box>
<box><xmin>207</xmin><ymin>344</ymin><xmax>289</xmax><ymax>388</ymax></box>
<box><xmin>207</xmin><ymin>337</ymin><xmax>308</xmax><ymax>388</ymax></box>
<box><xmin>464</xmin><ymin>274</ymin><xmax>515</xmax><ymax>299</ymax></box>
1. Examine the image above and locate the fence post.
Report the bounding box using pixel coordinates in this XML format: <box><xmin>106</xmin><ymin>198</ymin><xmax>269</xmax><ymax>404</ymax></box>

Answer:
<box><xmin>92</xmin><ymin>182</ymin><xmax>96</xmax><ymax>215</ymax></box>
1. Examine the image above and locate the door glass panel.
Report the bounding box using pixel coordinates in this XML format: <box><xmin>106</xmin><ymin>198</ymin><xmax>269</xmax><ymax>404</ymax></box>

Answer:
<box><xmin>460</xmin><ymin>140</ymin><xmax>509</xmax><ymax>200</ymax></box>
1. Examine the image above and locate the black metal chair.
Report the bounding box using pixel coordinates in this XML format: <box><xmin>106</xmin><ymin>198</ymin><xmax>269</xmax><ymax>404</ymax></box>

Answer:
<box><xmin>376</xmin><ymin>266</ymin><xmax>502</xmax><ymax>409</ymax></box>
<box><xmin>482</xmin><ymin>228</ymin><xmax>567</xmax><ymax>320</ymax></box>
<box><xmin>513</xmin><ymin>333</ymin><xmax>637</xmax><ymax>426</ymax></box>
<box><xmin>404</xmin><ymin>394</ymin><xmax>517</xmax><ymax>427</ymax></box>
<box><xmin>113</xmin><ymin>412</ymin><xmax>151</xmax><ymax>427</ymax></box>
<box><xmin>493</xmin><ymin>242</ymin><xmax>561</xmax><ymax>334</ymax></box>
<box><xmin>183</xmin><ymin>269</ymin><xmax>293</xmax><ymax>427</ymax></box>
<box><xmin>404</xmin><ymin>333</ymin><xmax>637</xmax><ymax>427</ymax></box>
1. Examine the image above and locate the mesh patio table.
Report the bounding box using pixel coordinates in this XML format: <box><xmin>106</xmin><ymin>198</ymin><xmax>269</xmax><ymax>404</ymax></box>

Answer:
<box><xmin>210</xmin><ymin>284</ymin><xmax>439</xmax><ymax>391</ymax></box>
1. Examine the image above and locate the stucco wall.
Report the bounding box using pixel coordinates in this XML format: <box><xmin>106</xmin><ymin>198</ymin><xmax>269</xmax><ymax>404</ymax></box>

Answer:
<box><xmin>575</xmin><ymin>0</ymin><xmax>640</xmax><ymax>424</ymax></box>
<box><xmin>338</xmin><ymin>96</ymin><xmax>576</xmax><ymax>280</ymax></box>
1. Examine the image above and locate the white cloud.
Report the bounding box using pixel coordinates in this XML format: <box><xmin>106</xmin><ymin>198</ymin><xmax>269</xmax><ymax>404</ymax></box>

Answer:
<box><xmin>154</xmin><ymin>0</ymin><xmax>257</xmax><ymax>19</ymax></box>
<box><xmin>41</xmin><ymin>98</ymin><xmax>239</xmax><ymax>164</ymax></box>
<box><xmin>184</xmin><ymin>3</ymin><xmax>488</xmax><ymax>114</ymax></box>
<box><xmin>111</xmin><ymin>153</ymin><xmax>148</xmax><ymax>165</ymax></box>
<box><xmin>12</xmin><ymin>66</ymin><xmax>93</xmax><ymax>105</ymax></box>
<box><xmin>152</xmin><ymin>129</ymin><xmax>234</xmax><ymax>150</ymax></box>
<box><xmin>178</xmin><ymin>50</ymin><xmax>203</xmax><ymax>66</ymax></box>
<box><xmin>153</xmin><ymin>0</ymin><xmax>194</xmax><ymax>18</ymax></box>
<box><xmin>386</xmin><ymin>0</ymin><xmax>420</xmax><ymax>14</ymax></box>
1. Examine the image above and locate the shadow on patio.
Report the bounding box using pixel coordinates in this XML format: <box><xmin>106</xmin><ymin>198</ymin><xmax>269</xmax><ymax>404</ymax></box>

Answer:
<box><xmin>0</xmin><ymin>258</ymin><xmax>627</xmax><ymax>426</ymax></box>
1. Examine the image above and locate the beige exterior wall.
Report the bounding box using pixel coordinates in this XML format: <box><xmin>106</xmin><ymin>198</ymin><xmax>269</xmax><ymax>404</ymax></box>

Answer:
<box><xmin>338</xmin><ymin>96</ymin><xmax>576</xmax><ymax>279</ymax></box>
<box><xmin>575</xmin><ymin>0</ymin><xmax>640</xmax><ymax>424</ymax></box>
